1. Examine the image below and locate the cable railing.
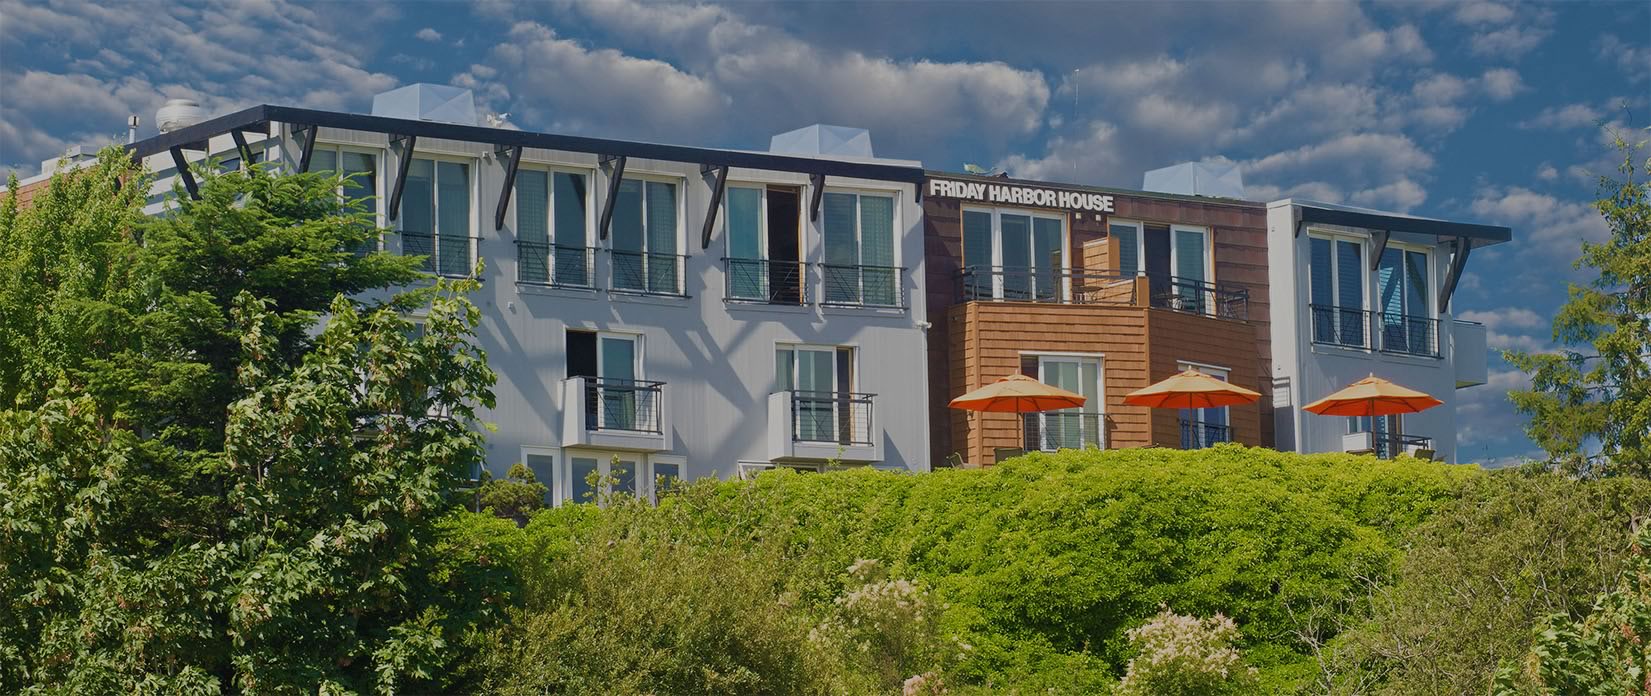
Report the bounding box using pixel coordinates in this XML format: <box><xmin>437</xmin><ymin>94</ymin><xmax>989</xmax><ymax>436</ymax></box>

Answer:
<box><xmin>579</xmin><ymin>376</ymin><xmax>664</xmax><ymax>434</ymax></box>
<box><xmin>1145</xmin><ymin>273</ymin><xmax>1249</xmax><ymax>320</ymax></box>
<box><xmin>400</xmin><ymin>231</ymin><xmax>474</xmax><ymax>276</ymax></box>
<box><xmin>1023</xmin><ymin>411</ymin><xmax>1104</xmax><ymax>451</ymax></box>
<box><xmin>1180</xmin><ymin>420</ymin><xmax>1231</xmax><ymax>450</ymax></box>
<box><xmin>517</xmin><ymin>241</ymin><xmax>595</xmax><ymax>288</ymax></box>
<box><xmin>723</xmin><ymin>257</ymin><xmax>809</xmax><ymax>305</ymax></box>
<box><xmin>610</xmin><ymin>250</ymin><xmax>687</xmax><ymax>297</ymax></box>
<box><xmin>957</xmin><ymin>266</ymin><xmax>1138</xmax><ymax>305</ymax></box>
<box><xmin>1310</xmin><ymin>305</ymin><xmax>1442</xmax><ymax>357</ymax></box>
<box><xmin>789</xmin><ymin>390</ymin><xmax>875</xmax><ymax>446</ymax></box>
<box><xmin>820</xmin><ymin>264</ymin><xmax>905</xmax><ymax>308</ymax></box>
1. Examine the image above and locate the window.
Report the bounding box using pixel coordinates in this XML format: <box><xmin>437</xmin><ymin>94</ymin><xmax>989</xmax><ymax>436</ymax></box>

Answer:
<box><xmin>611</xmin><ymin>177</ymin><xmax>681</xmax><ymax>295</ymax></box>
<box><xmin>776</xmin><ymin>345</ymin><xmax>866</xmax><ymax>444</ymax></box>
<box><xmin>1178</xmin><ymin>363</ymin><xmax>1230</xmax><ymax>449</ymax></box>
<box><xmin>1110</xmin><ymin>220</ymin><xmax>1143</xmax><ymax>275</ymax></box>
<box><xmin>651</xmin><ymin>457</ymin><xmax>683</xmax><ymax>501</ymax></box>
<box><xmin>522</xmin><ymin>451</ymin><xmax>557</xmax><ymax>507</ymax></box>
<box><xmin>960</xmin><ymin>206</ymin><xmax>1064</xmax><ymax>301</ymax></box>
<box><xmin>822</xmin><ymin>191</ymin><xmax>900</xmax><ymax>307</ymax></box>
<box><xmin>1309</xmin><ymin>233</ymin><xmax>1367</xmax><ymax>347</ymax></box>
<box><xmin>724</xmin><ymin>185</ymin><xmax>804</xmax><ymax>303</ymax></box>
<box><xmin>310</xmin><ymin>146</ymin><xmax>380</xmax><ymax>255</ymax></box>
<box><xmin>1026</xmin><ymin>354</ymin><xmax>1103</xmax><ymax>451</ymax></box>
<box><xmin>516</xmin><ymin>169</ymin><xmax>591</xmax><ymax>286</ymax></box>
<box><xmin>1376</xmin><ymin>246</ymin><xmax>1435</xmax><ymax>356</ymax></box>
<box><xmin>566</xmin><ymin>453</ymin><xmax>641</xmax><ymax>505</ymax></box>
<box><xmin>400</xmin><ymin>157</ymin><xmax>473</xmax><ymax>276</ymax></box>
<box><xmin>568</xmin><ymin>330</ymin><xmax>657</xmax><ymax>432</ymax></box>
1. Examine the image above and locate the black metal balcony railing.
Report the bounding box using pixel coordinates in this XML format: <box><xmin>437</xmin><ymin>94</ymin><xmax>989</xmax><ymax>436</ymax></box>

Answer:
<box><xmin>580</xmin><ymin>377</ymin><xmax>664</xmax><ymax>434</ymax></box>
<box><xmin>1377</xmin><ymin>313</ymin><xmax>1441</xmax><ymax>358</ymax></box>
<box><xmin>958</xmin><ymin>266</ymin><xmax>1138</xmax><ymax>305</ymax></box>
<box><xmin>789</xmin><ymin>390</ymin><xmax>875</xmax><ymax>446</ymax></box>
<box><xmin>820</xmin><ymin>264</ymin><xmax>905</xmax><ymax>308</ymax></box>
<box><xmin>1023</xmin><ymin>412</ymin><xmax>1104</xmax><ymax>451</ymax></box>
<box><xmin>723</xmin><ymin>258</ymin><xmax>809</xmax><ymax>305</ymax></box>
<box><xmin>401</xmin><ymin>231</ymin><xmax>473</xmax><ymax>276</ymax></box>
<box><xmin>1368</xmin><ymin>432</ymin><xmax>1433</xmax><ymax>459</ymax></box>
<box><xmin>1145</xmin><ymin>273</ymin><xmax>1249</xmax><ymax>320</ymax></box>
<box><xmin>517</xmin><ymin>241</ymin><xmax>595</xmax><ymax>288</ymax></box>
<box><xmin>1180</xmin><ymin>419</ymin><xmax>1231</xmax><ymax>450</ymax></box>
<box><xmin>610</xmin><ymin>250</ymin><xmax>687</xmax><ymax>297</ymax></box>
<box><xmin>1310</xmin><ymin>305</ymin><xmax>1441</xmax><ymax>357</ymax></box>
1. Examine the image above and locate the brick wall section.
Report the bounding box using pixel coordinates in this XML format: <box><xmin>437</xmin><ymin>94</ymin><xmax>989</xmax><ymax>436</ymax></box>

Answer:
<box><xmin>5</xmin><ymin>177</ymin><xmax>53</xmax><ymax>209</ymax></box>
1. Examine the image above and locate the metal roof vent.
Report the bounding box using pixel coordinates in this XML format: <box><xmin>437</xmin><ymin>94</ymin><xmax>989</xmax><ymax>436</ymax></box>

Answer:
<box><xmin>156</xmin><ymin>98</ymin><xmax>205</xmax><ymax>133</ymax></box>
<box><xmin>371</xmin><ymin>84</ymin><xmax>479</xmax><ymax>126</ymax></box>
<box><xmin>1143</xmin><ymin>159</ymin><xmax>1246</xmax><ymax>199</ymax></box>
<box><xmin>769</xmin><ymin>124</ymin><xmax>874</xmax><ymax>158</ymax></box>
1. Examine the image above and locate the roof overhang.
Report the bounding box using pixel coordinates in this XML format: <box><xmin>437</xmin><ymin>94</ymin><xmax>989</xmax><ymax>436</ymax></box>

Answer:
<box><xmin>127</xmin><ymin>104</ymin><xmax>927</xmax><ymax>187</ymax></box>
<box><xmin>1281</xmin><ymin>198</ymin><xmax>1511</xmax><ymax>249</ymax></box>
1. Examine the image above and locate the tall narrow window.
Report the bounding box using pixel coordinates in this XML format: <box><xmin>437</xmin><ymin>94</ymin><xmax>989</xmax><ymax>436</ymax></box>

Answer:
<box><xmin>516</xmin><ymin>170</ymin><xmax>590</xmax><ymax>286</ymax></box>
<box><xmin>1032</xmin><ymin>356</ymin><xmax>1102</xmax><ymax>451</ymax></box>
<box><xmin>776</xmin><ymin>346</ymin><xmax>859</xmax><ymax>444</ymax></box>
<box><xmin>310</xmin><ymin>146</ymin><xmax>380</xmax><ymax>255</ymax></box>
<box><xmin>1308</xmin><ymin>235</ymin><xmax>1367</xmax><ymax>348</ymax></box>
<box><xmin>1178</xmin><ymin>364</ymin><xmax>1230</xmax><ymax>449</ymax></box>
<box><xmin>1377</xmin><ymin>247</ymin><xmax>1433</xmax><ymax>355</ymax></box>
<box><xmin>962</xmin><ymin>209</ymin><xmax>995</xmax><ymax>299</ymax></box>
<box><xmin>1173</xmin><ymin>226</ymin><xmax>1208</xmax><ymax>313</ymax></box>
<box><xmin>400</xmin><ymin>158</ymin><xmax>472</xmax><ymax>276</ymax></box>
<box><xmin>568</xmin><ymin>330</ymin><xmax>652</xmax><ymax>433</ymax></box>
<box><xmin>611</xmin><ymin>178</ymin><xmax>680</xmax><ymax>295</ymax></box>
<box><xmin>822</xmin><ymin>192</ymin><xmax>898</xmax><ymax>307</ymax></box>
<box><xmin>1111</xmin><ymin>221</ymin><xmax>1142</xmax><ymax>275</ymax></box>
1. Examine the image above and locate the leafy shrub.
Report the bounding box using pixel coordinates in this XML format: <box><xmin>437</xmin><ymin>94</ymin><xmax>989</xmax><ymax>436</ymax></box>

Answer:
<box><xmin>811</xmin><ymin>559</ymin><xmax>960</xmax><ymax>688</ymax></box>
<box><xmin>1316</xmin><ymin>469</ymin><xmax>1651</xmax><ymax>694</ymax></box>
<box><xmin>472</xmin><ymin>445</ymin><xmax>1475</xmax><ymax>692</ymax></box>
<box><xmin>1117</xmin><ymin>607</ymin><xmax>1258</xmax><ymax>696</ymax></box>
<box><xmin>477</xmin><ymin>462</ymin><xmax>549</xmax><ymax>525</ymax></box>
<box><xmin>1494</xmin><ymin>522</ymin><xmax>1651</xmax><ymax>694</ymax></box>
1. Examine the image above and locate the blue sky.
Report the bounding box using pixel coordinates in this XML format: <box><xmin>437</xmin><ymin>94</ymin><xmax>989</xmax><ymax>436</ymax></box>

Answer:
<box><xmin>2</xmin><ymin>0</ymin><xmax>1646</xmax><ymax>464</ymax></box>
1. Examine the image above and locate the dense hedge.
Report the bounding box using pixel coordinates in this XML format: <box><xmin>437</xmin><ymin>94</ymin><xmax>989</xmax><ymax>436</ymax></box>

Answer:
<box><xmin>478</xmin><ymin>445</ymin><xmax>1479</xmax><ymax>691</ymax></box>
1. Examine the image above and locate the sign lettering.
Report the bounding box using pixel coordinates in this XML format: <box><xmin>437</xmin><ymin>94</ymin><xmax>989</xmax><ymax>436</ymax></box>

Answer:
<box><xmin>927</xmin><ymin>178</ymin><xmax>1114</xmax><ymax>214</ymax></box>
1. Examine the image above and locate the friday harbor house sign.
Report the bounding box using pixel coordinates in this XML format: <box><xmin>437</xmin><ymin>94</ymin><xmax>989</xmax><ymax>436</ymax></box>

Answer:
<box><xmin>927</xmin><ymin>177</ymin><xmax>1116</xmax><ymax>214</ymax></box>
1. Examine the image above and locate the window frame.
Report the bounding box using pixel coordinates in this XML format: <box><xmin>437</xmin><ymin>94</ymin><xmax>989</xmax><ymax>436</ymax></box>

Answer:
<box><xmin>820</xmin><ymin>186</ymin><xmax>905</xmax><ymax>306</ymax></box>
<box><xmin>519</xmin><ymin>446</ymin><xmax>560</xmax><ymax>508</ymax></box>
<box><xmin>310</xmin><ymin>143</ymin><xmax>385</xmax><ymax>251</ymax></box>
<box><xmin>1027</xmin><ymin>351</ymin><xmax>1106</xmax><ymax>451</ymax></box>
<box><xmin>561</xmin><ymin>449</ymin><xmax>644</xmax><ymax>506</ymax></box>
<box><xmin>1168</xmin><ymin>224</ymin><xmax>1214</xmax><ymax>284</ymax></box>
<box><xmin>1374</xmin><ymin>240</ymin><xmax>1436</xmax><ymax>321</ymax></box>
<box><xmin>514</xmin><ymin>163</ymin><xmax>597</xmax><ymax>286</ymax></box>
<box><xmin>397</xmin><ymin>152</ymin><xmax>479</xmax><ymax>278</ymax></box>
<box><xmin>1108</xmin><ymin>218</ymin><xmax>1145</xmax><ymax>275</ymax></box>
<box><xmin>960</xmin><ymin>203</ymin><xmax>1069</xmax><ymax>301</ymax></box>
<box><xmin>1307</xmin><ymin>230</ymin><xmax>1370</xmax><ymax>314</ymax></box>
<box><xmin>607</xmin><ymin>171</ymin><xmax>686</xmax><ymax>295</ymax></box>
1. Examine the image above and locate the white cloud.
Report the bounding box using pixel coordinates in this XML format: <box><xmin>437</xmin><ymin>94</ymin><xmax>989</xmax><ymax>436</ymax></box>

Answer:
<box><xmin>1245</xmin><ymin>133</ymin><xmax>1434</xmax><ymax>185</ymax></box>
<box><xmin>1350</xmin><ymin>178</ymin><xmax>1427</xmax><ymax>212</ymax></box>
<box><xmin>1478</xmin><ymin>68</ymin><xmax>1525</xmax><ymax>101</ymax></box>
<box><xmin>1454</xmin><ymin>2</ymin><xmax>1516</xmax><ymax>25</ymax></box>
<box><xmin>1470</xmin><ymin>185</ymin><xmax>1610</xmax><ymax>259</ymax></box>
<box><xmin>415</xmin><ymin>27</ymin><xmax>442</xmax><ymax>42</ymax></box>
<box><xmin>1597</xmin><ymin>34</ymin><xmax>1651</xmax><ymax>83</ymax></box>
<box><xmin>996</xmin><ymin>120</ymin><xmax>1121</xmax><ymax>184</ymax></box>
<box><xmin>1536</xmin><ymin>163</ymin><xmax>1558</xmax><ymax>181</ymax></box>
<box><xmin>1457</xmin><ymin>368</ymin><xmax>1536</xmax><ymax>451</ymax></box>
<box><xmin>1519</xmin><ymin>103</ymin><xmax>1603</xmax><ymax>130</ymax></box>
<box><xmin>1470</xmin><ymin>24</ymin><xmax>1550</xmax><ymax>58</ymax></box>
<box><xmin>1458</xmin><ymin>307</ymin><xmax>1552</xmax><ymax>352</ymax></box>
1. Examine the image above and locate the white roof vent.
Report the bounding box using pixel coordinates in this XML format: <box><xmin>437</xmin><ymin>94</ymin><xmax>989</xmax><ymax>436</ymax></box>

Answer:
<box><xmin>371</xmin><ymin>84</ymin><xmax>478</xmax><ymax>126</ymax></box>
<box><xmin>769</xmin><ymin>124</ymin><xmax>874</xmax><ymax>158</ymax></box>
<box><xmin>1143</xmin><ymin>159</ymin><xmax>1246</xmax><ymax>199</ymax></box>
<box><xmin>156</xmin><ymin>98</ymin><xmax>205</xmax><ymax>133</ymax></box>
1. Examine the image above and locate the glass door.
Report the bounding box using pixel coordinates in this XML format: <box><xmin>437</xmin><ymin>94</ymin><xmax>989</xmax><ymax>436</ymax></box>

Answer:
<box><xmin>598</xmin><ymin>335</ymin><xmax>639</xmax><ymax>430</ymax></box>
<box><xmin>1038</xmin><ymin>357</ymin><xmax>1101</xmax><ymax>450</ymax></box>
<box><xmin>1172</xmin><ymin>227</ymin><xmax>1208</xmax><ymax>314</ymax></box>
<box><xmin>726</xmin><ymin>185</ymin><xmax>764</xmax><ymax>299</ymax></box>
<box><xmin>778</xmin><ymin>347</ymin><xmax>848</xmax><ymax>442</ymax></box>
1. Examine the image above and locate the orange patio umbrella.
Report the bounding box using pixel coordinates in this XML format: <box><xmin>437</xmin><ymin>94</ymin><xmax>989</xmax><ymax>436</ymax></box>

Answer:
<box><xmin>949</xmin><ymin>373</ymin><xmax>1087</xmax><ymax>413</ymax></box>
<box><xmin>1123</xmin><ymin>369</ymin><xmax>1261</xmax><ymax>409</ymax></box>
<box><xmin>1303</xmin><ymin>374</ymin><xmax>1442</xmax><ymax>417</ymax></box>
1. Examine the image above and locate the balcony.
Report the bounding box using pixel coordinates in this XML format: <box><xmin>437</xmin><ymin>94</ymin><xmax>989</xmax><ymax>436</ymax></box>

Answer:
<box><xmin>610</xmin><ymin>250</ymin><xmax>687</xmax><ymax>297</ymax></box>
<box><xmin>1022</xmin><ymin>411</ymin><xmax>1104</xmax><ymax>451</ymax></box>
<box><xmin>1453</xmin><ymin>320</ymin><xmax>1487</xmax><ymax>387</ymax></box>
<box><xmin>723</xmin><ymin>258</ymin><xmax>809</xmax><ymax>305</ymax></box>
<box><xmin>820</xmin><ymin>264</ymin><xmax>905</xmax><ymax>309</ymax></box>
<box><xmin>1309</xmin><ymin>305</ymin><xmax>1441</xmax><ymax>358</ymax></box>
<box><xmin>957</xmin><ymin>267</ymin><xmax>1248</xmax><ymax>320</ymax></box>
<box><xmin>1180</xmin><ymin>419</ymin><xmax>1231</xmax><ymax>450</ymax></box>
<box><xmin>517</xmin><ymin>241</ymin><xmax>595</xmax><ymax>288</ymax></box>
<box><xmin>561</xmin><ymin>376</ymin><xmax>668</xmax><ymax>451</ymax></box>
<box><xmin>767</xmin><ymin>390</ymin><xmax>880</xmax><ymax>462</ymax></box>
<box><xmin>1342</xmin><ymin>431</ymin><xmax>1434</xmax><ymax>459</ymax></box>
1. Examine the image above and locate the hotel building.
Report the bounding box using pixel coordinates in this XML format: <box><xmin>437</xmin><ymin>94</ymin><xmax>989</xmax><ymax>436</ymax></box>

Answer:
<box><xmin>76</xmin><ymin>86</ymin><xmax>934</xmax><ymax>503</ymax></box>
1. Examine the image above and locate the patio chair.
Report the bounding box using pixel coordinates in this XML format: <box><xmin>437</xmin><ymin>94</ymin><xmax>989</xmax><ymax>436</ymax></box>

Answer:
<box><xmin>994</xmin><ymin>447</ymin><xmax>1025</xmax><ymax>464</ymax></box>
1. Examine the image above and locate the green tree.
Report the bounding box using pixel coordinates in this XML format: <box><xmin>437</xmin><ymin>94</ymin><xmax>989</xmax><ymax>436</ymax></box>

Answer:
<box><xmin>0</xmin><ymin>150</ymin><xmax>498</xmax><ymax>692</ymax></box>
<box><xmin>1494</xmin><ymin>522</ymin><xmax>1651</xmax><ymax>695</ymax></box>
<box><xmin>1506</xmin><ymin>128</ymin><xmax>1651</xmax><ymax>477</ymax></box>
<box><xmin>477</xmin><ymin>462</ymin><xmax>550</xmax><ymax>525</ymax></box>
